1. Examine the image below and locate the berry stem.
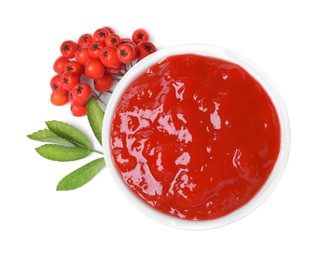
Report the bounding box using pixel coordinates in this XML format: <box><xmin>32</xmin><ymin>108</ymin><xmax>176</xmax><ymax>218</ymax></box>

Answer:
<box><xmin>112</xmin><ymin>74</ymin><xmax>123</xmax><ymax>80</ymax></box>
<box><xmin>92</xmin><ymin>92</ymin><xmax>107</xmax><ymax>106</ymax></box>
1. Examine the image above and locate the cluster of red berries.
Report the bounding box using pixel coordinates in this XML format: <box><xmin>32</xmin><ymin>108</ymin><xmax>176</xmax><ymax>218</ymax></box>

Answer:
<box><xmin>50</xmin><ymin>27</ymin><xmax>157</xmax><ymax>116</ymax></box>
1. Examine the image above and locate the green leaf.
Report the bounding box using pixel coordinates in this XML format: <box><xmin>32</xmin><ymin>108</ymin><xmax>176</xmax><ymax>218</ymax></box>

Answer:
<box><xmin>27</xmin><ymin>129</ymin><xmax>75</xmax><ymax>147</ymax></box>
<box><xmin>36</xmin><ymin>144</ymin><xmax>91</xmax><ymax>161</ymax></box>
<box><xmin>86</xmin><ymin>97</ymin><xmax>104</xmax><ymax>145</ymax></box>
<box><xmin>46</xmin><ymin>120</ymin><xmax>92</xmax><ymax>149</ymax></box>
<box><xmin>56</xmin><ymin>157</ymin><xmax>105</xmax><ymax>191</ymax></box>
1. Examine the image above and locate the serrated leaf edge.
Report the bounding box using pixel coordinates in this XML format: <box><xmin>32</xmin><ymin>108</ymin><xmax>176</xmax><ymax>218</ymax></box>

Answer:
<box><xmin>56</xmin><ymin>157</ymin><xmax>105</xmax><ymax>191</ymax></box>
<box><xmin>86</xmin><ymin>97</ymin><xmax>104</xmax><ymax>146</ymax></box>
<box><xmin>35</xmin><ymin>144</ymin><xmax>91</xmax><ymax>162</ymax></box>
<box><xmin>27</xmin><ymin>129</ymin><xmax>75</xmax><ymax>147</ymax></box>
<box><xmin>46</xmin><ymin>120</ymin><xmax>93</xmax><ymax>149</ymax></box>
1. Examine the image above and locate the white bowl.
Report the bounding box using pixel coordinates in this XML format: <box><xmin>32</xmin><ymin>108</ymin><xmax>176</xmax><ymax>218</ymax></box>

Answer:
<box><xmin>102</xmin><ymin>44</ymin><xmax>291</xmax><ymax>230</ymax></box>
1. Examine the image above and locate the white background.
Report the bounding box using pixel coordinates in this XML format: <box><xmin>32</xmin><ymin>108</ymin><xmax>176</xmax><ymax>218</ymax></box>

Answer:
<box><xmin>1</xmin><ymin>0</ymin><xmax>327</xmax><ymax>259</ymax></box>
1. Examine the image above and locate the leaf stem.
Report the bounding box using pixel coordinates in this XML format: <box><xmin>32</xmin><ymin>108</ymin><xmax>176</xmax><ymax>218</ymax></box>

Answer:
<box><xmin>92</xmin><ymin>149</ymin><xmax>103</xmax><ymax>155</ymax></box>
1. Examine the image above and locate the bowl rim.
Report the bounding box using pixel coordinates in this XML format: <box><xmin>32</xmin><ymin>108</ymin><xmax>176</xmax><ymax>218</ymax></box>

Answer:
<box><xmin>102</xmin><ymin>44</ymin><xmax>291</xmax><ymax>230</ymax></box>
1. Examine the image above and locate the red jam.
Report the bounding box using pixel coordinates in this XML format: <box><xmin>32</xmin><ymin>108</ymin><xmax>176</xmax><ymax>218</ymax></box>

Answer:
<box><xmin>110</xmin><ymin>54</ymin><xmax>280</xmax><ymax>221</ymax></box>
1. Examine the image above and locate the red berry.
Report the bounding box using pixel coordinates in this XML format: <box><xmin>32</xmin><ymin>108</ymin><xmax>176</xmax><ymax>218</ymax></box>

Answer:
<box><xmin>100</xmin><ymin>46</ymin><xmax>122</xmax><ymax>69</ymax></box>
<box><xmin>50</xmin><ymin>92</ymin><xmax>68</xmax><ymax>106</ymax></box>
<box><xmin>78</xmin><ymin>33</ymin><xmax>93</xmax><ymax>47</ymax></box>
<box><xmin>69</xmin><ymin>91</ymin><xmax>83</xmax><ymax>105</ymax></box>
<box><xmin>117</xmin><ymin>43</ymin><xmax>136</xmax><ymax>64</ymax></box>
<box><xmin>104</xmin><ymin>33</ymin><xmax>121</xmax><ymax>47</ymax></box>
<box><xmin>132</xmin><ymin>28</ymin><xmax>149</xmax><ymax>44</ymax></box>
<box><xmin>94</xmin><ymin>74</ymin><xmax>113</xmax><ymax>92</ymax></box>
<box><xmin>121</xmin><ymin>38</ymin><xmax>137</xmax><ymax>52</ymax></box>
<box><xmin>53</xmin><ymin>56</ymin><xmax>69</xmax><ymax>74</ymax></box>
<box><xmin>50</xmin><ymin>74</ymin><xmax>68</xmax><ymax>94</ymax></box>
<box><xmin>75</xmin><ymin>46</ymin><xmax>91</xmax><ymax>65</ymax></box>
<box><xmin>71</xmin><ymin>103</ymin><xmax>87</xmax><ymax>117</ymax></box>
<box><xmin>71</xmin><ymin>83</ymin><xmax>92</xmax><ymax>104</ymax></box>
<box><xmin>84</xmin><ymin>58</ymin><xmax>105</xmax><ymax>79</ymax></box>
<box><xmin>64</xmin><ymin>61</ymin><xmax>84</xmax><ymax>76</ymax></box>
<box><xmin>93</xmin><ymin>28</ymin><xmax>110</xmax><ymax>42</ymax></box>
<box><xmin>121</xmin><ymin>38</ymin><xmax>134</xmax><ymax>44</ymax></box>
<box><xmin>137</xmin><ymin>41</ymin><xmax>157</xmax><ymax>60</ymax></box>
<box><xmin>106</xmin><ymin>68</ymin><xmax>121</xmax><ymax>74</ymax></box>
<box><xmin>60</xmin><ymin>71</ymin><xmax>80</xmax><ymax>90</ymax></box>
<box><xmin>60</xmin><ymin>40</ymin><xmax>78</xmax><ymax>59</ymax></box>
<box><xmin>88</xmin><ymin>40</ymin><xmax>106</xmax><ymax>58</ymax></box>
<box><xmin>102</xmin><ymin>26</ymin><xmax>115</xmax><ymax>34</ymax></box>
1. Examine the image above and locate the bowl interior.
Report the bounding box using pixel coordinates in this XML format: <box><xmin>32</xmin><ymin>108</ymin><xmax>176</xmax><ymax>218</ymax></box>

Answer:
<box><xmin>102</xmin><ymin>44</ymin><xmax>291</xmax><ymax>230</ymax></box>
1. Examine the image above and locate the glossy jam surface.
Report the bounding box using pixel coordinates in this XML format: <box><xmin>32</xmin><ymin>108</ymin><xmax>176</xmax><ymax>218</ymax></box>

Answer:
<box><xmin>110</xmin><ymin>54</ymin><xmax>280</xmax><ymax>221</ymax></box>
